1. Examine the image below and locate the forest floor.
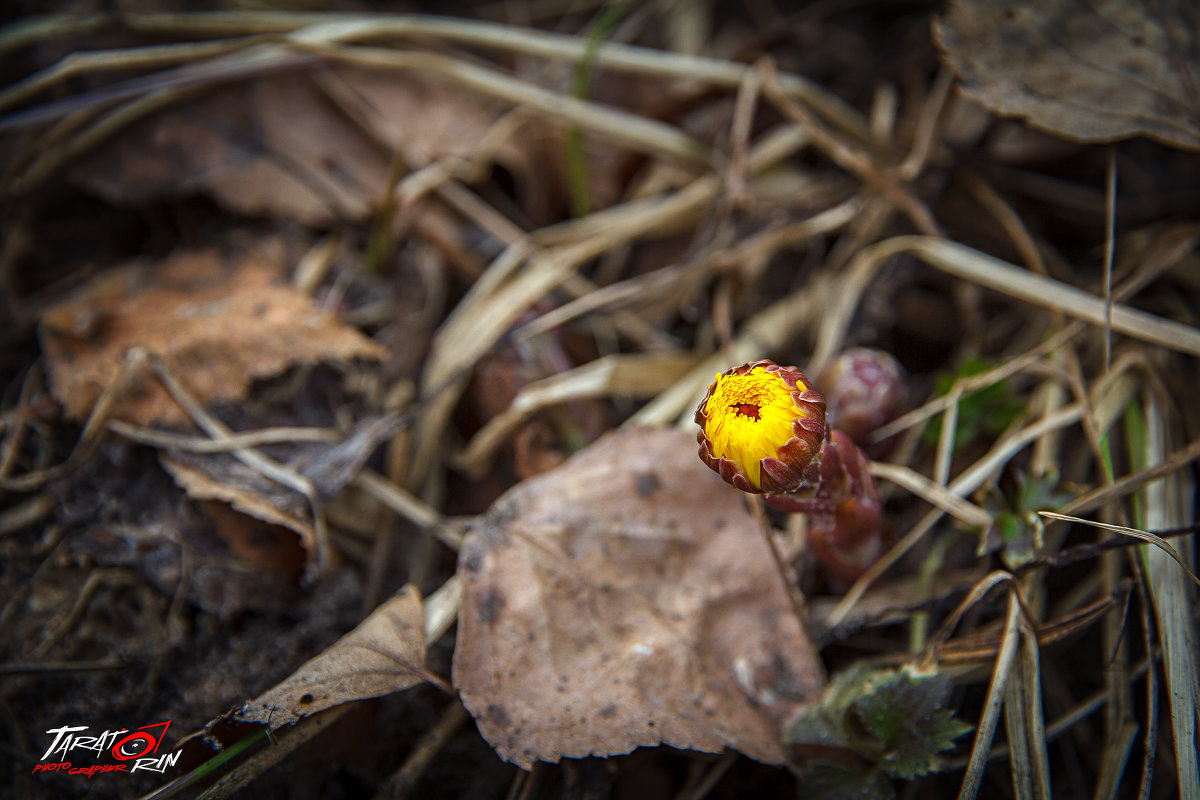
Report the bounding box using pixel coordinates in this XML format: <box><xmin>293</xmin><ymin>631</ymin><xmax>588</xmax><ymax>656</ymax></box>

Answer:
<box><xmin>1</xmin><ymin>2</ymin><xmax>1198</xmax><ymax>799</ymax></box>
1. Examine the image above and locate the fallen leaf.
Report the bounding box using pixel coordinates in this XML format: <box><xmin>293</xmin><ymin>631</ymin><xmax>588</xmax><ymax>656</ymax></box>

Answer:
<box><xmin>39</xmin><ymin>245</ymin><xmax>383</xmax><ymax>424</ymax></box>
<box><xmin>238</xmin><ymin>585</ymin><xmax>430</xmax><ymax>728</ymax></box>
<box><xmin>935</xmin><ymin>0</ymin><xmax>1200</xmax><ymax>150</ymax></box>
<box><xmin>161</xmin><ymin>456</ymin><xmax>315</xmax><ymax>544</ymax></box>
<box><xmin>70</xmin><ymin>66</ymin><xmax>540</xmax><ymax>225</ymax></box>
<box><xmin>453</xmin><ymin>426</ymin><xmax>825</xmax><ymax>769</ymax></box>
<box><xmin>161</xmin><ymin>415</ymin><xmax>400</xmax><ymax>560</ymax></box>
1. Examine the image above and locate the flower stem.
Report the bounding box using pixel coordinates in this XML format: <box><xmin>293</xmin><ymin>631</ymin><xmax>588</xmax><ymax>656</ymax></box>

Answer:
<box><xmin>747</xmin><ymin>497</ymin><xmax>808</xmax><ymax>624</ymax></box>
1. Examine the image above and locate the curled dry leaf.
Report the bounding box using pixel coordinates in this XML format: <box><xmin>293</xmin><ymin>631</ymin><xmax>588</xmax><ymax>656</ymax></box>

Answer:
<box><xmin>161</xmin><ymin>415</ymin><xmax>400</xmax><ymax>562</ymax></box>
<box><xmin>453</xmin><ymin>427</ymin><xmax>824</xmax><ymax>769</ymax></box>
<box><xmin>39</xmin><ymin>245</ymin><xmax>383</xmax><ymax>425</ymax></box>
<box><xmin>935</xmin><ymin>0</ymin><xmax>1200</xmax><ymax>150</ymax></box>
<box><xmin>238</xmin><ymin>585</ymin><xmax>429</xmax><ymax>729</ymax></box>
<box><xmin>162</xmin><ymin>455</ymin><xmax>315</xmax><ymax>544</ymax></box>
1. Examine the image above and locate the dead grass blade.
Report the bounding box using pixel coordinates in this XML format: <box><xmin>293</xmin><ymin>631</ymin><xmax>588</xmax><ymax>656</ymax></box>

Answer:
<box><xmin>871</xmin><ymin>325</ymin><xmax>1079</xmax><ymax>443</ymax></box>
<box><xmin>107</xmin><ymin>421</ymin><xmax>341</xmax><ymax>452</ymax></box>
<box><xmin>630</xmin><ymin>286</ymin><xmax>822</xmax><ymax>429</ymax></box>
<box><xmin>423</xmin><ymin>574</ymin><xmax>460</xmax><ymax>646</ymax></box>
<box><xmin>1038</xmin><ymin>512</ymin><xmax>1200</xmax><ymax>590</ymax></box>
<box><xmin>1003</xmin><ymin>655</ymin><xmax>1033</xmax><ymax>800</ymax></box>
<box><xmin>958</xmin><ymin>592</ymin><xmax>1021</xmax><ymax>800</ymax></box>
<box><xmin>830</xmin><ymin>403</ymin><xmax>1085</xmax><ymax>627</ymax></box>
<box><xmin>1139</xmin><ymin>393</ymin><xmax>1200</xmax><ymax>800</ymax></box>
<box><xmin>517</xmin><ymin>188</ymin><xmax>855</xmax><ymax>342</ymax></box>
<box><xmin>0</xmin><ymin>38</ymin><xmax>256</xmax><ymax>116</ymax></box>
<box><xmin>816</xmin><ymin>237</ymin><xmax>1200</xmax><ymax>370</ymax></box>
<box><xmin>1094</xmin><ymin>719</ymin><xmax>1139</xmax><ymax>800</ymax></box>
<box><xmin>114</xmin><ymin>11</ymin><xmax>872</xmax><ymax>141</ymax></box>
<box><xmin>0</xmin><ymin>12</ymin><xmax>109</xmax><ymax>56</ymax></box>
<box><xmin>1060</xmin><ymin>437</ymin><xmax>1200</xmax><ymax>519</ymax></box>
<box><xmin>869</xmin><ymin>462</ymin><xmax>991</xmax><ymax>528</ymax></box>
<box><xmin>295</xmin><ymin>43</ymin><xmax>709</xmax><ymax>168</ymax></box>
<box><xmin>920</xmin><ymin>570</ymin><xmax>1013</xmax><ymax>665</ymax></box>
<box><xmin>1015</xmin><ymin>613</ymin><xmax>1052</xmax><ymax>800</ymax></box>
<box><xmin>900</xmin><ymin>237</ymin><xmax>1200</xmax><ymax>357</ymax></box>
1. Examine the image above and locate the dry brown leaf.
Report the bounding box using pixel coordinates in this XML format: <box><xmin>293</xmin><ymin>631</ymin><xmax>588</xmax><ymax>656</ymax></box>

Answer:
<box><xmin>238</xmin><ymin>585</ymin><xmax>430</xmax><ymax>728</ymax></box>
<box><xmin>39</xmin><ymin>246</ymin><xmax>383</xmax><ymax>424</ymax></box>
<box><xmin>70</xmin><ymin>66</ymin><xmax>539</xmax><ymax>225</ymax></box>
<box><xmin>935</xmin><ymin>0</ymin><xmax>1200</xmax><ymax>150</ymax></box>
<box><xmin>453</xmin><ymin>426</ymin><xmax>825</xmax><ymax>769</ymax></box>
<box><xmin>161</xmin><ymin>415</ymin><xmax>400</xmax><ymax>560</ymax></box>
<box><xmin>161</xmin><ymin>456</ymin><xmax>316</xmax><ymax>547</ymax></box>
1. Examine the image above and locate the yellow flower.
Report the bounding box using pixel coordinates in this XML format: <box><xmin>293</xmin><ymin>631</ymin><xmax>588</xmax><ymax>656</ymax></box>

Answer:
<box><xmin>694</xmin><ymin>360</ymin><xmax>827</xmax><ymax>495</ymax></box>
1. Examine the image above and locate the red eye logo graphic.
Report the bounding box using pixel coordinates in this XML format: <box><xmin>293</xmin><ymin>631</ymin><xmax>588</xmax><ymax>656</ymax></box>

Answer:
<box><xmin>111</xmin><ymin>721</ymin><xmax>172</xmax><ymax>761</ymax></box>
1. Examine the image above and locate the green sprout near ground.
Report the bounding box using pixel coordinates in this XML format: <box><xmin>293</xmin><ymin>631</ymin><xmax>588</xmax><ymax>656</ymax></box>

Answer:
<box><xmin>924</xmin><ymin>357</ymin><xmax>1027</xmax><ymax>452</ymax></box>
<box><xmin>978</xmin><ymin>472</ymin><xmax>1075</xmax><ymax>569</ymax></box>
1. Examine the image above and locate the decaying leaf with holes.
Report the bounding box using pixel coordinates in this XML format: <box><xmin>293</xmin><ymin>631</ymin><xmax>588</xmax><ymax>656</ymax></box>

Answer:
<box><xmin>453</xmin><ymin>426</ymin><xmax>824</xmax><ymax>769</ymax></box>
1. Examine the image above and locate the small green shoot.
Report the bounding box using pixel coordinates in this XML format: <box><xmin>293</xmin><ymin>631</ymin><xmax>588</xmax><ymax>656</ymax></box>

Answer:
<box><xmin>978</xmin><ymin>472</ymin><xmax>1074</xmax><ymax>569</ymax></box>
<box><xmin>1122</xmin><ymin>398</ymin><xmax>1147</xmax><ymax>526</ymax></box>
<box><xmin>924</xmin><ymin>357</ymin><xmax>1026</xmax><ymax>452</ymax></box>
<box><xmin>565</xmin><ymin>4</ymin><xmax>625</xmax><ymax>218</ymax></box>
<box><xmin>138</xmin><ymin>727</ymin><xmax>267</xmax><ymax>800</ymax></box>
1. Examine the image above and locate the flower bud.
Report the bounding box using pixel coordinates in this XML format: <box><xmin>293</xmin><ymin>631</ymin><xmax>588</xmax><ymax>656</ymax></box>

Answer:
<box><xmin>804</xmin><ymin>430</ymin><xmax>884</xmax><ymax>580</ymax></box>
<box><xmin>694</xmin><ymin>360</ymin><xmax>826</xmax><ymax>495</ymax></box>
<box><xmin>816</xmin><ymin>348</ymin><xmax>905</xmax><ymax>451</ymax></box>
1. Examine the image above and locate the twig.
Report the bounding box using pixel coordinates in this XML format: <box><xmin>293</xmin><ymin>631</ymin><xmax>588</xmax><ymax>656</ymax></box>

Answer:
<box><xmin>371</xmin><ymin>702</ymin><xmax>470</xmax><ymax>800</ymax></box>
<box><xmin>139</xmin><ymin>351</ymin><xmax>333</xmax><ymax>578</ymax></box>
<box><xmin>107</xmin><ymin>420</ymin><xmax>341</xmax><ymax>452</ymax></box>
<box><xmin>31</xmin><ymin>568</ymin><xmax>135</xmax><ymax>658</ymax></box>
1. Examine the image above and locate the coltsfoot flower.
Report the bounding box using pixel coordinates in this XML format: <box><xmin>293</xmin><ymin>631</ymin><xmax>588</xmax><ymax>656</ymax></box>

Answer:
<box><xmin>696</xmin><ymin>359</ymin><xmax>885</xmax><ymax>581</ymax></box>
<box><xmin>694</xmin><ymin>360</ymin><xmax>826</xmax><ymax>495</ymax></box>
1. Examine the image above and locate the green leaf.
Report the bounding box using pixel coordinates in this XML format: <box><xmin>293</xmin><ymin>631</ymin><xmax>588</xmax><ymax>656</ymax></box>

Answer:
<box><xmin>787</xmin><ymin>664</ymin><xmax>971</xmax><ymax>780</ymax></box>
<box><xmin>786</xmin><ymin>662</ymin><xmax>871</xmax><ymax>750</ymax></box>
<box><xmin>851</xmin><ymin>668</ymin><xmax>971</xmax><ymax>779</ymax></box>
